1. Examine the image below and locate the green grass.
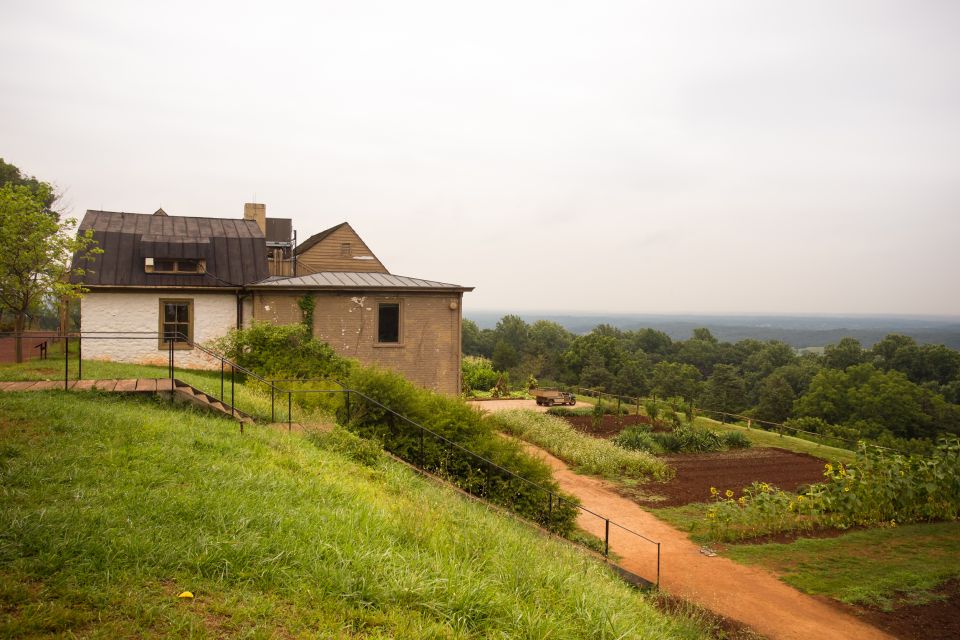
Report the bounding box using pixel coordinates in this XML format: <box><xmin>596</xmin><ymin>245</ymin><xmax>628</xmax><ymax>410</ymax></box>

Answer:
<box><xmin>0</xmin><ymin>356</ymin><xmax>332</xmax><ymax>425</ymax></box>
<box><xmin>691</xmin><ymin>416</ymin><xmax>857</xmax><ymax>465</ymax></box>
<box><xmin>489</xmin><ymin>409</ymin><xmax>672</xmax><ymax>481</ymax></box>
<box><xmin>0</xmin><ymin>391</ymin><xmax>710</xmax><ymax>639</ymax></box>
<box><xmin>723</xmin><ymin>521</ymin><xmax>960</xmax><ymax>611</ymax></box>
<box><xmin>648</xmin><ymin>504</ymin><xmax>713</xmax><ymax>544</ymax></box>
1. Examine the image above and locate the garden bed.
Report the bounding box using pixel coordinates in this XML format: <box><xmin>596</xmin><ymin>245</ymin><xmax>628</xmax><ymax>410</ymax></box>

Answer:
<box><xmin>561</xmin><ymin>414</ymin><xmax>667</xmax><ymax>438</ymax></box>
<box><xmin>630</xmin><ymin>447</ymin><xmax>827</xmax><ymax>507</ymax></box>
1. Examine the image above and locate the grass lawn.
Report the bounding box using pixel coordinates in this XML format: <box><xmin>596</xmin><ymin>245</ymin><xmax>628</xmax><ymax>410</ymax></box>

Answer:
<box><xmin>649</xmin><ymin>503</ymin><xmax>960</xmax><ymax>612</ymax></box>
<box><xmin>0</xmin><ymin>391</ymin><xmax>711</xmax><ymax>639</ymax></box>
<box><xmin>723</xmin><ymin>521</ymin><xmax>960</xmax><ymax>611</ymax></box>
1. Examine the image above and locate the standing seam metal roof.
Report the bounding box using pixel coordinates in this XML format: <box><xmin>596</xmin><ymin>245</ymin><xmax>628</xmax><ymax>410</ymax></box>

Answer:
<box><xmin>252</xmin><ymin>272</ymin><xmax>473</xmax><ymax>291</ymax></box>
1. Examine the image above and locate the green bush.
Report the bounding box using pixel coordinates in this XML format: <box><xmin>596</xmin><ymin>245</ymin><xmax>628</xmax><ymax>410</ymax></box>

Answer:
<box><xmin>613</xmin><ymin>425</ymin><xmax>663</xmax><ymax>455</ymax></box>
<box><xmin>722</xmin><ymin>431</ymin><xmax>752</xmax><ymax>449</ymax></box>
<box><xmin>343</xmin><ymin>366</ymin><xmax>579</xmax><ymax>534</ymax></box>
<box><xmin>213</xmin><ymin>322</ymin><xmax>351</xmax><ymax>380</ymax></box>
<box><xmin>461</xmin><ymin>356</ymin><xmax>501</xmax><ymax>392</ymax></box>
<box><xmin>651</xmin><ymin>424</ymin><xmax>725</xmax><ymax>454</ymax></box>
<box><xmin>546</xmin><ymin>407</ymin><xmax>594</xmax><ymax>417</ymax></box>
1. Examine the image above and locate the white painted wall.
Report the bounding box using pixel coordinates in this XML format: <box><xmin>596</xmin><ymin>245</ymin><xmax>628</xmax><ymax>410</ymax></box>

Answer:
<box><xmin>80</xmin><ymin>291</ymin><xmax>237</xmax><ymax>369</ymax></box>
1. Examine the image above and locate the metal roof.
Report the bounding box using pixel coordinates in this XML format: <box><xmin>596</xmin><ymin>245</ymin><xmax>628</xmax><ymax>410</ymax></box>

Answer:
<box><xmin>251</xmin><ymin>272</ymin><xmax>473</xmax><ymax>292</ymax></box>
<box><xmin>72</xmin><ymin>210</ymin><xmax>269</xmax><ymax>287</ymax></box>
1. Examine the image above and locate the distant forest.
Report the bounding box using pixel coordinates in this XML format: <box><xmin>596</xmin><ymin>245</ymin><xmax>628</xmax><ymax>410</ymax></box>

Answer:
<box><xmin>466</xmin><ymin>312</ymin><xmax>960</xmax><ymax>350</ymax></box>
<box><xmin>463</xmin><ymin>315</ymin><xmax>960</xmax><ymax>452</ymax></box>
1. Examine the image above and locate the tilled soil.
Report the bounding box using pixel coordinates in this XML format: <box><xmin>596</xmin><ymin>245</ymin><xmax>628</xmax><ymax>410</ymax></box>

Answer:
<box><xmin>857</xmin><ymin>578</ymin><xmax>960</xmax><ymax>640</ymax></box>
<box><xmin>562</xmin><ymin>413</ymin><xmax>669</xmax><ymax>438</ymax></box>
<box><xmin>634</xmin><ymin>448</ymin><xmax>828</xmax><ymax>507</ymax></box>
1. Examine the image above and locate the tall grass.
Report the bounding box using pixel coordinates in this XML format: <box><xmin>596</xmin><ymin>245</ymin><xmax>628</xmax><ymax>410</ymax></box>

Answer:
<box><xmin>0</xmin><ymin>392</ymin><xmax>704</xmax><ymax>638</ymax></box>
<box><xmin>489</xmin><ymin>409</ymin><xmax>673</xmax><ymax>481</ymax></box>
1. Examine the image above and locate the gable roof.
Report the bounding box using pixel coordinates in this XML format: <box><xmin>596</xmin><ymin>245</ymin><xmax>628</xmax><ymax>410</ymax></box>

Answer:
<box><xmin>292</xmin><ymin>222</ymin><xmax>349</xmax><ymax>256</ymax></box>
<box><xmin>251</xmin><ymin>272</ymin><xmax>473</xmax><ymax>292</ymax></box>
<box><xmin>72</xmin><ymin>210</ymin><xmax>268</xmax><ymax>288</ymax></box>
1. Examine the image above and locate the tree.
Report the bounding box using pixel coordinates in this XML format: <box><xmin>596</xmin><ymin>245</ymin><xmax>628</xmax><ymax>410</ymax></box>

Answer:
<box><xmin>0</xmin><ymin>158</ymin><xmax>57</xmax><ymax>211</ymax></box>
<box><xmin>0</xmin><ymin>183</ymin><xmax>100</xmax><ymax>361</ymax></box>
<box><xmin>650</xmin><ymin>361</ymin><xmax>702</xmax><ymax>401</ymax></box>
<box><xmin>700</xmin><ymin>364</ymin><xmax>747</xmax><ymax>414</ymax></box>
<box><xmin>754</xmin><ymin>373</ymin><xmax>796</xmax><ymax>423</ymax></box>
<box><xmin>823</xmin><ymin>337</ymin><xmax>864</xmax><ymax>370</ymax></box>
<box><xmin>491</xmin><ymin>339</ymin><xmax>520</xmax><ymax>371</ymax></box>
<box><xmin>493</xmin><ymin>314</ymin><xmax>529</xmax><ymax>354</ymax></box>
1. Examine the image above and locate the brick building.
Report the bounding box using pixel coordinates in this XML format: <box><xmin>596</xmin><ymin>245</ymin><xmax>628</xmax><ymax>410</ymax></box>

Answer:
<box><xmin>72</xmin><ymin>204</ymin><xmax>471</xmax><ymax>393</ymax></box>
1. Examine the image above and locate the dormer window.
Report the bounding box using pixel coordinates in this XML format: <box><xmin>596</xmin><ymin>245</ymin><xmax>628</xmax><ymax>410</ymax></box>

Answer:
<box><xmin>340</xmin><ymin>242</ymin><xmax>351</xmax><ymax>257</ymax></box>
<box><xmin>145</xmin><ymin>258</ymin><xmax>205</xmax><ymax>274</ymax></box>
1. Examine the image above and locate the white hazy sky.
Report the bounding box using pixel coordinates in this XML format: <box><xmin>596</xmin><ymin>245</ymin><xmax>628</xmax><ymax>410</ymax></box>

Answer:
<box><xmin>2</xmin><ymin>1</ymin><xmax>958</xmax><ymax>315</ymax></box>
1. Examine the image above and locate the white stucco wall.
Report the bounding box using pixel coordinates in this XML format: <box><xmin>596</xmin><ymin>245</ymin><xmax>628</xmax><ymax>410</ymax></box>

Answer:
<box><xmin>80</xmin><ymin>291</ymin><xmax>237</xmax><ymax>369</ymax></box>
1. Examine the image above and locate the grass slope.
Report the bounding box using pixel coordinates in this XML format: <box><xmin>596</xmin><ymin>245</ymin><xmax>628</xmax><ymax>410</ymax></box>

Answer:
<box><xmin>0</xmin><ymin>392</ymin><xmax>706</xmax><ymax>639</ymax></box>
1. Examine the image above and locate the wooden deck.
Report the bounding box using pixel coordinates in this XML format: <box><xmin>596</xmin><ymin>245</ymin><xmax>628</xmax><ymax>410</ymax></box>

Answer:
<box><xmin>0</xmin><ymin>378</ymin><xmax>174</xmax><ymax>393</ymax></box>
<box><xmin>0</xmin><ymin>378</ymin><xmax>253</xmax><ymax>424</ymax></box>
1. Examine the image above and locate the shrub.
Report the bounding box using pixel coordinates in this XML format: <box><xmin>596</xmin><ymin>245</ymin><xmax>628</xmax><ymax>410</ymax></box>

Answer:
<box><xmin>722</xmin><ymin>431</ymin><xmax>752</xmax><ymax>449</ymax></box>
<box><xmin>343</xmin><ymin>366</ymin><xmax>579</xmax><ymax>534</ymax></box>
<box><xmin>213</xmin><ymin>322</ymin><xmax>351</xmax><ymax>380</ymax></box>
<box><xmin>651</xmin><ymin>424</ymin><xmax>725</xmax><ymax>454</ymax></box>
<box><xmin>461</xmin><ymin>356</ymin><xmax>500</xmax><ymax>392</ymax></box>
<box><xmin>613</xmin><ymin>426</ymin><xmax>663</xmax><ymax>455</ymax></box>
<box><xmin>489</xmin><ymin>409</ymin><xmax>672</xmax><ymax>481</ymax></box>
<box><xmin>546</xmin><ymin>407</ymin><xmax>594</xmax><ymax>417</ymax></box>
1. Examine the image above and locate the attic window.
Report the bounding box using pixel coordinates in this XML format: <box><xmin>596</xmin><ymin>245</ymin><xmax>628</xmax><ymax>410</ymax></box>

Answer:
<box><xmin>340</xmin><ymin>242</ymin><xmax>351</xmax><ymax>257</ymax></box>
<box><xmin>146</xmin><ymin>258</ymin><xmax>205</xmax><ymax>274</ymax></box>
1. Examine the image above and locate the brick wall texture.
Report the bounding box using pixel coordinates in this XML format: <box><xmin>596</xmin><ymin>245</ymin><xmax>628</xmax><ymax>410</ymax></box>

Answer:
<box><xmin>253</xmin><ymin>290</ymin><xmax>462</xmax><ymax>394</ymax></box>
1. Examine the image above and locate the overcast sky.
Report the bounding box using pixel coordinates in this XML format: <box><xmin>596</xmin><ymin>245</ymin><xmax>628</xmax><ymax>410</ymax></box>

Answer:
<box><xmin>2</xmin><ymin>1</ymin><xmax>958</xmax><ymax>316</ymax></box>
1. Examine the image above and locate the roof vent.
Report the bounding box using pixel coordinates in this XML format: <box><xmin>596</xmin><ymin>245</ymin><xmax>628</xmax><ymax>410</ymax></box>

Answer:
<box><xmin>153</xmin><ymin>208</ymin><xmax>168</xmax><ymax>216</ymax></box>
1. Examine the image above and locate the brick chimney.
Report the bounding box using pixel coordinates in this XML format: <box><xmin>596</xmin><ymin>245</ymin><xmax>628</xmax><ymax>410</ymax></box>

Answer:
<box><xmin>243</xmin><ymin>203</ymin><xmax>266</xmax><ymax>235</ymax></box>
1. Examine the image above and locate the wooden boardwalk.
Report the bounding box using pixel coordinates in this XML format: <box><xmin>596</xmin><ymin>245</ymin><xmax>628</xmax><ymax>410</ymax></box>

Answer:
<box><xmin>0</xmin><ymin>378</ymin><xmax>253</xmax><ymax>423</ymax></box>
<box><xmin>0</xmin><ymin>378</ymin><xmax>175</xmax><ymax>392</ymax></box>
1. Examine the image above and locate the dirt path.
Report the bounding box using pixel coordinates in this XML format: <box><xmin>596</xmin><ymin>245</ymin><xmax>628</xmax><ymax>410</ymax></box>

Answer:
<box><xmin>519</xmin><ymin>441</ymin><xmax>893</xmax><ymax>640</ymax></box>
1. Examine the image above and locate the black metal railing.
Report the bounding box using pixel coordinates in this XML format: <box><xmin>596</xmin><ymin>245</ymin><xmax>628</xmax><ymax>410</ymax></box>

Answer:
<box><xmin>0</xmin><ymin>331</ymin><xmax>662</xmax><ymax>587</ymax></box>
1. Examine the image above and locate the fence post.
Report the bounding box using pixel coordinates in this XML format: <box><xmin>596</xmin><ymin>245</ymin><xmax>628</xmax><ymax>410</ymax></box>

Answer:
<box><xmin>220</xmin><ymin>358</ymin><xmax>224</xmax><ymax>401</ymax></box>
<box><xmin>231</xmin><ymin>365</ymin><xmax>235</xmax><ymax>416</ymax></box>
<box><xmin>271</xmin><ymin>385</ymin><xmax>275</xmax><ymax>422</ymax></box>
<box><xmin>548</xmin><ymin>492</ymin><xmax>553</xmax><ymax>530</ymax></box>
<box><xmin>169</xmin><ymin>338</ymin><xmax>174</xmax><ymax>390</ymax></box>
<box><xmin>288</xmin><ymin>391</ymin><xmax>292</xmax><ymax>429</ymax></box>
<box><xmin>604</xmin><ymin>519</ymin><xmax>610</xmax><ymax>557</ymax></box>
<box><xmin>78</xmin><ymin>336</ymin><xmax>82</xmax><ymax>380</ymax></box>
<box><xmin>345</xmin><ymin>390</ymin><xmax>351</xmax><ymax>424</ymax></box>
<box><xmin>657</xmin><ymin>542</ymin><xmax>661</xmax><ymax>588</ymax></box>
<box><xmin>64</xmin><ymin>335</ymin><xmax>69</xmax><ymax>390</ymax></box>
<box><xmin>419</xmin><ymin>428</ymin><xmax>424</xmax><ymax>468</ymax></box>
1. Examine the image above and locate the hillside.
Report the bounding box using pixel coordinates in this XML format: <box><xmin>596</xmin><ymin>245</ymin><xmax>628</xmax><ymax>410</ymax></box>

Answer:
<box><xmin>0</xmin><ymin>391</ymin><xmax>709</xmax><ymax>639</ymax></box>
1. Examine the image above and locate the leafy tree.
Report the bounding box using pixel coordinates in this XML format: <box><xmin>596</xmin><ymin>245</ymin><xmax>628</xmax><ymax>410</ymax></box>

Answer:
<box><xmin>491</xmin><ymin>339</ymin><xmax>520</xmax><ymax>371</ymax></box>
<box><xmin>754</xmin><ymin>373</ymin><xmax>796</xmax><ymax>423</ymax></box>
<box><xmin>676</xmin><ymin>337</ymin><xmax>721</xmax><ymax>376</ymax></box>
<box><xmin>493</xmin><ymin>314</ymin><xmax>529</xmax><ymax>354</ymax></box>
<box><xmin>579</xmin><ymin>352</ymin><xmax>614</xmax><ymax>391</ymax></box>
<box><xmin>0</xmin><ymin>183</ymin><xmax>100</xmax><ymax>361</ymax></box>
<box><xmin>462</xmin><ymin>319</ymin><xmax>494</xmax><ymax>357</ymax></box>
<box><xmin>700</xmin><ymin>364</ymin><xmax>747</xmax><ymax>413</ymax></box>
<box><xmin>0</xmin><ymin>158</ymin><xmax>57</xmax><ymax>211</ymax></box>
<box><xmin>613</xmin><ymin>354</ymin><xmax>651</xmax><ymax>397</ymax></box>
<box><xmin>650</xmin><ymin>361</ymin><xmax>702</xmax><ymax>401</ymax></box>
<box><xmin>562</xmin><ymin>329</ymin><xmax>624</xmax><ymax>378</ymax></box>
<box><xmin>692</xmin><ymin>327</ymin><xmax>718</xmax><ymax>344</ymax></box>
<box><xmin>629</xmin><ymin>328</ymin><xmax>672</xmax><ymax>355</ymax></box>
<box><xmin>823</xmin><ymin>337</ymin><xmax>864</xmax><ymax>370</ymax></box>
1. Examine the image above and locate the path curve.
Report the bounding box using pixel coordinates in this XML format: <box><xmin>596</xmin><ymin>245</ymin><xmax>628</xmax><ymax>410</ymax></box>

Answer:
<box><xmin>521</xmin><ymin>442</ymin><xmax>892</xmax><ymax>639</ymax></box>
<box><xmin>475</xmin><ymin>407</ymin><xmax>894</xmax><ymax>640</ymax></box>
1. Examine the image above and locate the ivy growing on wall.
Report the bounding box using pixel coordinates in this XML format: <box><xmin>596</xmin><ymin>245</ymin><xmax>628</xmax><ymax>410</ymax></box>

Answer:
<box><xmin>297</xmin><ymin>294</ymin><xmax>315</xmax><ymax>329</ymax></box>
